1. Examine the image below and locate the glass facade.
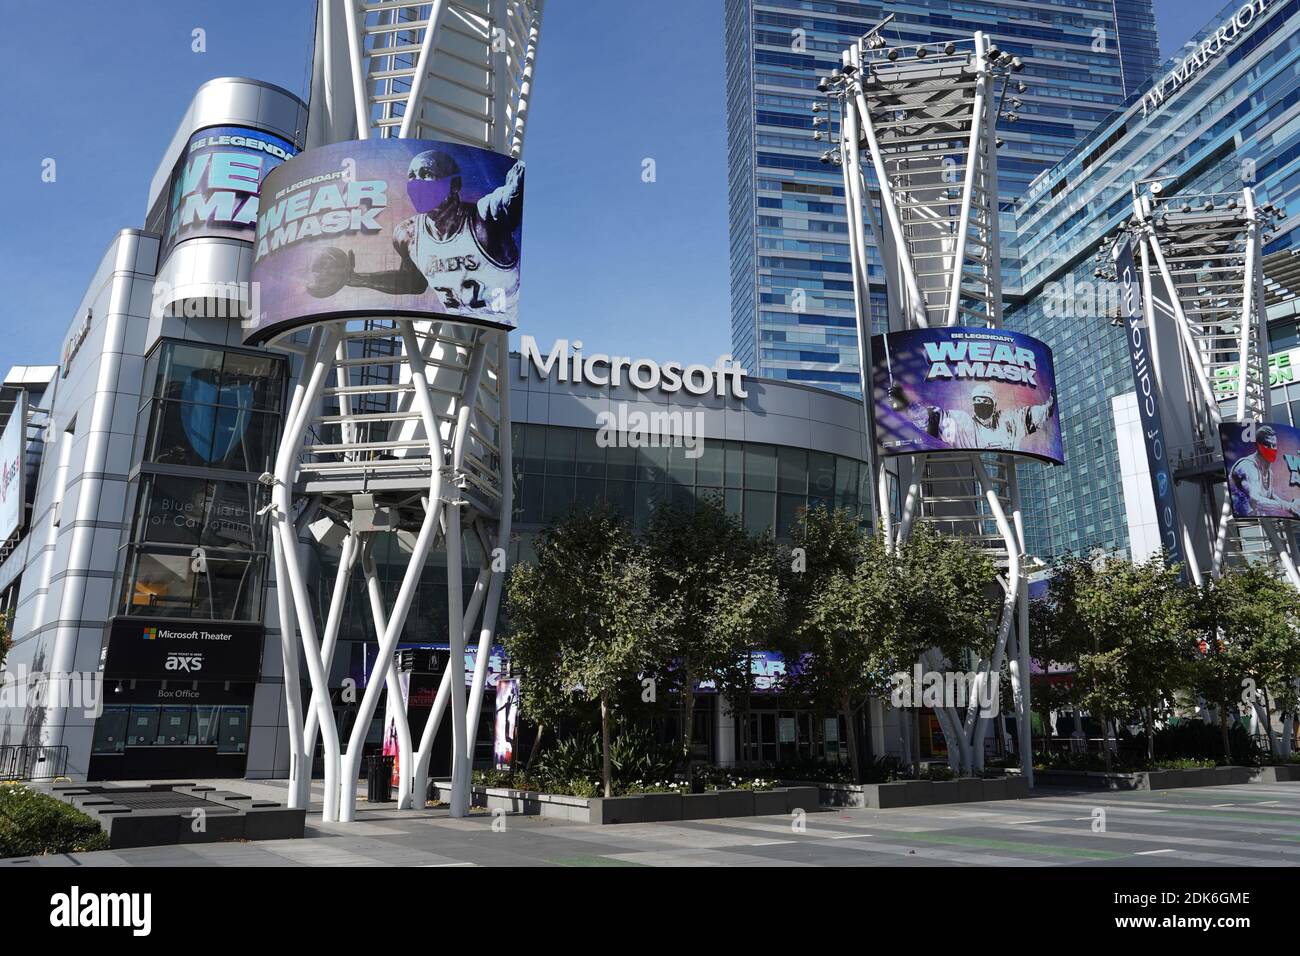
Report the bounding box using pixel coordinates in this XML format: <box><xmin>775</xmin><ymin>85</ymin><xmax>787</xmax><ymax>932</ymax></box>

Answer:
<box><xmin>726</xmin><ymin>0</ymin><xmax>1160</xmax><ymax>396</ymax></box>
<box><xmin>511</xmin><ymin>423</ymin><xmax>872</xmax><ymax>540</ymax></box>
<box><xmin>1011</xmin><ymin>0</ymin><xmax>1300</xmax><ymax>559</ymax></box>
<box><xmin>318</xmin><ymin>422</ymin><xmax>871</xmax><ymax>683</ymax></box>
<box><xmin>92</xmin><ymin>702</ymin><xmax>251</xmax><ymax>755</ymax></box>
<box><xmin>117</xmin><ymin>340</ymin><xmax>286</xmax><ymax>621</ymax></box>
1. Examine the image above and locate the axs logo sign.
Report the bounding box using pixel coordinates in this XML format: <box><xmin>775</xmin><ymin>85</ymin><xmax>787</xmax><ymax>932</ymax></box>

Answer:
<box><xmin>165</xmin><ymin>653</ymin><xmax>204</xmax><ymax>673</ymax></box>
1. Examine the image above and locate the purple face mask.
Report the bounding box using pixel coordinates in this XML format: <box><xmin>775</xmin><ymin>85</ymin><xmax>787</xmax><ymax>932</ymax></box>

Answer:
<box><xmin>408</xmin><ymin>178</ymin><xmax>454</xmax><ymax>214</ymax></box>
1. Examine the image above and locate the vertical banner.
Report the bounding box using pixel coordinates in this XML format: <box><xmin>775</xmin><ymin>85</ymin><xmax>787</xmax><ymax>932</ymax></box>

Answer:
<box><xmin>0</xmin><ymin>391</ymin><xmax>26</xmax><ymax>542</ymax></box>
<box><xmin>1114</xmin><ymin>238</ymin><xmax>1187</xmax><ymax>578</ymax></box>
<box><xmin>494</xmin><ymin>677</ymin><xmax>520</xmax><ymax>770</ymax></box>
<box><xmin>383</xmin><ymin>670</ymin><xmax>410</xmax><ymax>788</ymax></box>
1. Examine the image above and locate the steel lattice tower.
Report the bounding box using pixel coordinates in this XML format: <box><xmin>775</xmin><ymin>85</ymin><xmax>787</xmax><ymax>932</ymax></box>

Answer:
<box><xmin>268</xmin><ymin>0</ymin><xmax>543</xmax><ymax>823</ymax></box>
<box><xmin>818</xmin><ymin>25</ymin><xmax>1034</xmax><ymax>780</ymax></box>
<box><xmin>1114</xmin><ymin>184</ymin><xmax>1299</xmax><ymax>588</ymax></box>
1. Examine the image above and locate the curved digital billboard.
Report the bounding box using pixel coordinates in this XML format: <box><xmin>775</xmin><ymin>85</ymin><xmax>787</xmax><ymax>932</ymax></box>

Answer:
<box><xmin>1220</xmin><ymin>420</ymin><xmax>1300</xmax><ymax>520</ymax></box>
<box><xmin>871</xmin><ymin>326</ymin><xmax>1063</xmax><ymax>465</ymax></box>
<box><xmin>245</xmin><ymin>138</ymin><xmax>524</xmax><ymax>344</ymax></box>
<box><xmin>160</xmin><ymin>125</ymin><xmax>297</xmax><ymax>260</ymax></box>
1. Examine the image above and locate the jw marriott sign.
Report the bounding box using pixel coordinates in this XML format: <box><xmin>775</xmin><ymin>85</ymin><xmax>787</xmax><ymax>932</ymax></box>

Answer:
<box><xmin>1140</xmin><ymin>0</ymin><xmax>1267</xmax><ymax>117</ymax></box>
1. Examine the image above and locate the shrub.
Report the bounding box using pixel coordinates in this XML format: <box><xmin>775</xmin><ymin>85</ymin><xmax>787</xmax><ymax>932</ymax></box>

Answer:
<box><xmin>0</xmin><ymin>784</ymin><xmax>109</xmax><ymax>858</ymax></box>
<box><xmin>767</xmin><ymin>756</ymin><xmax>857</xmax><ymax>784</ymax></box>
<box><xmin>1151</xmin><ymin>720</ymin><xmax>1262</xmax><ymax>766</ymax></box>
<box><xmin>1150</xmin><ymin>757</ymin><xmax>1216</xmax><ymax>770</ymax></box>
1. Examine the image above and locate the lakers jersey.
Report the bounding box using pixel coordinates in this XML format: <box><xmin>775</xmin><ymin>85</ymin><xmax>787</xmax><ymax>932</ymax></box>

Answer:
<box><xmin>407</xmin><ymin>208</ymin><xmax>519</xmax><ymax>318</ymax></box>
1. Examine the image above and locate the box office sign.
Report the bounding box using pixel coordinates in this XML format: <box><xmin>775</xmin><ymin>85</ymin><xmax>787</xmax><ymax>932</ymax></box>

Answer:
<box><xmin>103</xmin><ymin>618</ymin><xmax>263</xmax><ymax>681</ymax></box>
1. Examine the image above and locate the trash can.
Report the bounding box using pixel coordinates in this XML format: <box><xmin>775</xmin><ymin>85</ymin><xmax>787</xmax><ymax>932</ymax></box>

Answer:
<box><xmin>366</xmin><ymin>755</ymin><xmax>394</xmax><ymax>803</ymax></box>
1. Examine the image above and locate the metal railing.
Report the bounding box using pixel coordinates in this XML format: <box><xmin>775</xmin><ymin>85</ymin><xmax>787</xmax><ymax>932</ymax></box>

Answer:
<box><xmin>0</xmin><ymin>745</ymin><xmax>69</xmax><ymax>781</ymax></box>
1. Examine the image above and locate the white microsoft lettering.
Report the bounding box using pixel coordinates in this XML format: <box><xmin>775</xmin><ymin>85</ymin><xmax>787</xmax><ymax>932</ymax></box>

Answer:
<box><xmin>518</xmin><ymin>335</ymin><xmax>748</xmax><ymax>398</ymax></box>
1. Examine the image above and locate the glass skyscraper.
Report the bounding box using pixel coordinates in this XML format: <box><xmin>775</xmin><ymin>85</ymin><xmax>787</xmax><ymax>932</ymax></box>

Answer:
<box><xmin>725</xmin><ymin>0</ymin><xmax>1160</xmax><ymax>395</ymax></box>
<box><xmin>1010</xmin><ymin>0</ymin><xmax>1300</xmax><ymax>560</ymax></box>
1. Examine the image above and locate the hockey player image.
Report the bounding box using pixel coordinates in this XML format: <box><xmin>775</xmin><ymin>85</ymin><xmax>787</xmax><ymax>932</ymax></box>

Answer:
<box><xmin>305</xmin><ymin>148</ymin><xmax>523</xmax><ymax>318</ymax></box>
<box><xmin>891</xmin><ymin>381</ymin><xmax>1056</xmax><ymax>453</ymax></box>
<box><xmin>1228</xmin><ymin>425</ymin><xmax>1300</xmax><ymax>517</ymax></box>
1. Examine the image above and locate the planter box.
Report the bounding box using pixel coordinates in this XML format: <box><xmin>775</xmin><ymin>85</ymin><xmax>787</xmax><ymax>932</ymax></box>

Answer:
<box><xmin>587</xmin><ymin>795</ymin><xmax>644</xmax><ymax>825</ymax></box>
<box><xmin>808</xmin><ymin>776</ymin><xmax>1025</xmax><ymax>810</ymax></box>
<box><xmin>1144</xmin><ymin>770</ymin><xmax>1184</xmax><ymax>790</ymax></box>
<box><xmin>639</xmin><ymin>793</ymin><xmax>683</xmax><ymax>822</ymax></box>
<box><xmin>679</xmin><ymin>792</ymin><xmax>721</xmax><ymax>820</ymax></box>
<box><xmin>452</xmin><ymin>784</ymin><xmax>813</xmax><ymax>825</ymax></box>
<box><xmin>956</xmin><ymin>778</ymin><xmax>985</xmax><ymax>802</ymax></box>
<box><xmin>783</xmin><ymin>786</ymin><xmax>821</xmax><ymax>814</ymax></box>
<box><xmin>898</xmin><ymin>780</ymin><xmax>934</xmax><ymax>806</ymax></box>
<box><xmin>714</xmin><ymin>789</ymin><xmax>755</xmax><ymax>817</ymax></box>
<box><xmin>1252</xmin><ymin>765</ymin><xmax>1300</xmax><ymax>783</ymax></box>
<box><xmin>752</xmin><ymin>789</ymin><xmax>791</xmax><ymax>816</ymax></box>
<box><xmin>981</xmin><ymin>777</ymin><xmax>1008</xmax><ymax>801</ymax></box>
<box><xmin>928</xmin><ymin>780</ymin><xmax>962</xmax><ymax>804</ymax></box>
<box><xmin>1034</xmin><ymin>766</ymin><xmax>1265</xmax><ymax>792</ymax></box>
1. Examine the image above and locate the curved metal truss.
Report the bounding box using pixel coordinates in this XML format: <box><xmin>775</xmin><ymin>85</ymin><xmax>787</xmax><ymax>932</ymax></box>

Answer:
<box><xmin>311</xmin><ymin>0</ymin><xmax>544</xmax><ymax>152</ymax></box>
<box><xmin>1124</xmin><ymin>185</ymin><xmax>1300</xmax><ymax>588</ymax></box>
<box><xmin>270</xmin><ymin>321</ymin><xmax>510</xmax><ymax>823</ymax></box>
<box><xmin>819</xmin><ymin>28</ymin><xmax>1033</xmax><ymax>780</ymax></box>
<box><xmin>270</xmin><ymin>0</ymin><xmax>542</xmax><ymax>822</ymax></box>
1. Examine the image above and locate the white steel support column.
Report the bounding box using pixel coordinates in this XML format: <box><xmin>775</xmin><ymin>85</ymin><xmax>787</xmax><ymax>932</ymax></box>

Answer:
<box><xmin>266</xmin><ymin>0</ymin><xmax>539</xmax><ymax>826</ymax></box>
<box><xmin>1127</xmin><ymin>186</ymin><xmax>1299</xmax><ymax>586</ymax></box>
<box><xmin>821</xmin><ymin>26</ymin><xmax>1031</xmax><ymax>776</ymax></box>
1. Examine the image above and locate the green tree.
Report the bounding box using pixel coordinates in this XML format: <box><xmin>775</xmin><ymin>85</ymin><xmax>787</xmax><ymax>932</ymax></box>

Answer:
<box><xmin>893</xmin><ymin>525</ymin><xmax>999</xmax><ymax>775</ymax></box>
<box><xmin>1040</xmin><ymin>553</ymin><xmax>1194</xmax><ymax>771</ymax></box>
<box><xmin>1192</xmin><ymin>565</ymin><xmax>1300</xmax><ymax>760</ymax></box>
<box><xmin>786</xmin><ymin>507</ymin><xmax>882</xmax><ymax>783</ymax></box>
<box><xmin>642</xmin><ymin>496</ymin><xmax>785</xmax><ymax>766</ymax></box>
<box><xmin>504</xmin><ymin>503</ymin><xmax>661</xmax><ymax>797</ymax></box>
<box><xmin>0</xmin><ymin>610</ymin><xmax>11</xmax><ymax>673</ymax></box>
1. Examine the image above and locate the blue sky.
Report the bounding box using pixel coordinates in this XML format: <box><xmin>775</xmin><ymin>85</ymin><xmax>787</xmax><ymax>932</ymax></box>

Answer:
<box><xmin>0</xmin><ymin>0</ymin><xmax>1240</xmax><ymax>377</ymax></box>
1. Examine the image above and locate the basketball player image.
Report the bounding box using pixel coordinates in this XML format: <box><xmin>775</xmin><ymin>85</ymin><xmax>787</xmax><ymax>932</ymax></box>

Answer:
<box><xmin>305</xmin><ymin>149</ymin><xmax>523</xmax><ymax>319</ymax></box>
<box><xmin>1228</xmin><ymin>425</ymin><xmax>1300</xmax><ymax>517</ymax></box>
<box><xmin>890</xmin><ymin>382</ymin><xmax>1056</xmax><ymax>453</ymax></box>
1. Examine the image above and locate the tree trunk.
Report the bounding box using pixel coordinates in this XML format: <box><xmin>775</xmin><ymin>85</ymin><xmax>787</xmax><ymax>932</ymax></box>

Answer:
<box><xmin>914</xmin><ymin>708</ymin><xmax>925</xmax><ymax>774</ymax></box>
<box><xmin>525</xmin><ymin>723</ymin><xmax>545</xmax><ymax>774</ymax></box>
<box><xmin>841</xmin><ymin>695</ymin><xmax>862</xmax><ymax>785</ymax></box>
<box><xmin>680</xmin><ymin>670</ymin><xmax>696</xmax><ymax>766</ymax></box>
<box><xmin>1219</xmin><ymin>702</ymin><xmax>1232</xmax><ymax>763</ymax></box>
<box><xmin>1101</xmin><ymin>707</ymin><xmax>1113</xmax><ymax>773</ymax></box>
<box><xmin>1260</xmin><ymin>685</ymin><xmax>1279</xmax><ymax>758</ymax></box>
<box><xmin>1145</xmin><ymin>707</ymin><xmax>1155</xmax><ymax>762</ymax></box>
<box><xmin>600</xmin><ymin>695</ymin><xmax>613</xmax><ymax>799</ymax></box>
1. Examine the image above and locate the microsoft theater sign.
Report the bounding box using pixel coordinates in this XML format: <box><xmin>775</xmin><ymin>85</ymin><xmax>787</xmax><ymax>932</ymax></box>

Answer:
<box><xmin>1141</xmin><ymin>0</ymin><xmax>1267</xmax><ymax>117</ymax></box>
<box><xmin>519</xmin><ymin>335</ymin><xmax>749</xmax><ymax>398</ymax></box>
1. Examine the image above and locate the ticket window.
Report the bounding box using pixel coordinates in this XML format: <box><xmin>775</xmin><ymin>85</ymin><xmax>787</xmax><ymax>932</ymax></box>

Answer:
<box><xmin>193</xmin><ymin>706</ymin><xmax>218</xmax><ymax>745</ymax></box>
<box><xmin>127</xmin><ymin>706</ymin><xmax>160</xmax><ymax>746</ymax></box>
<box><xmin>216</xmin><ymin>707</ymin><xmax>249</xmax><ymax>753</ymax></box>
<box><xmin>157</xmin><ymin>706</ymin><xmax>192</xmax><ymax>745</ymax></box>
<box><xmin>92</xmin><ymin>706</ymin><xmax>130</xmax><ymax>754</ymax></box>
